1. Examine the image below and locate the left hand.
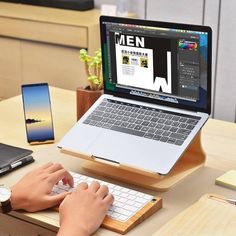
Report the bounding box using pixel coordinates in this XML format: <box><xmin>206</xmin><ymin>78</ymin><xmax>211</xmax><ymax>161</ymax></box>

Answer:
<box><xmin>11</xmin><ymin>162</ymin><xmax>74</xmax><ymax>212</ymax></box>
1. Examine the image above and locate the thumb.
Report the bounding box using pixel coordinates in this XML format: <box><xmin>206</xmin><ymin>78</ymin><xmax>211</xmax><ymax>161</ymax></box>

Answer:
<box><xmin>44</xmin><ymin>192</ymin><xmax>69</xmax><ymax>208</ymax></box>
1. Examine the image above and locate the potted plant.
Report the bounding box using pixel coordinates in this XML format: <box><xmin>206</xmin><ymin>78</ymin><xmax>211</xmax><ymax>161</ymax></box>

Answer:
<box><xmin>76</xmin><ymin>48</ymin><xmax>103</xmax><ymax>120</ymax></box>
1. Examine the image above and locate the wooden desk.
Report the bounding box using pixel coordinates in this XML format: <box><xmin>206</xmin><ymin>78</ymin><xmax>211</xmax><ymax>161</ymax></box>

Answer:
<box><xmin>0</xmin><ymin>87</ymin><xmax>236</xmax><ymax>235</ymax></box>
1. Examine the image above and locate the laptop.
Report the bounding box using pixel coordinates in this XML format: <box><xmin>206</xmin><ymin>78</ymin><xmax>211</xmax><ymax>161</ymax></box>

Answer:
<box><xmin>58</xmin><ymin>16</ymin><xmax>212</xmax><ymax>175</ymax></box>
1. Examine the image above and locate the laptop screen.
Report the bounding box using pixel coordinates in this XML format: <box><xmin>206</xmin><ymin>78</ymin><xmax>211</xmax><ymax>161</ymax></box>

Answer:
<box><xmin>100</xmin><ymin>16</ymin><xmax>212</xmax><ymax>114</ymax></box>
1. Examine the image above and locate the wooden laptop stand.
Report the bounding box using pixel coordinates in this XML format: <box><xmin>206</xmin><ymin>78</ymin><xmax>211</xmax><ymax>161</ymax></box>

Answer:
<box><xmin>62</xmin><ymin>132</ymin><xmax>205</xmax><ymax>192</ymax></box>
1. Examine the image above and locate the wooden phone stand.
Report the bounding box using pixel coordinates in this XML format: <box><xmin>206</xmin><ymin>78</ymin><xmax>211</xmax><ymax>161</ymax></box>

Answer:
<box><xmin>62</xmin><ymin>132</ymin><xmax>205</xmax><ymax>191</ymax></box>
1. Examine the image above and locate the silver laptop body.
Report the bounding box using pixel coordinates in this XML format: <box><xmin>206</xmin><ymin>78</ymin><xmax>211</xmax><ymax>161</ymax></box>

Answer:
<box><xmin>58</xmin><ymin>16</ymin><xmax>212</xmax><ymax>175</ymax></box>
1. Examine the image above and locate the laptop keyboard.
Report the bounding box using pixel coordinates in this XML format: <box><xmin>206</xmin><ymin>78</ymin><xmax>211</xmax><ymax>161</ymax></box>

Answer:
<box><xmin>52</xmin><ymin>171</ymin><xmax>156</xmax><ymax>222</ymax></box>
<box><xmin>83</xmin><ymin>99</ymin><xmax>201</xmax><ymax>146</ymax></box>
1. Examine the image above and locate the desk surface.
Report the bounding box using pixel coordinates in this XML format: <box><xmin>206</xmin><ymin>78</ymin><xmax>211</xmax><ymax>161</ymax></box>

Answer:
<box><xmin>0</xmin><ymin>87</ymin><xmax>236</xmax><ymax>235</ymax></box>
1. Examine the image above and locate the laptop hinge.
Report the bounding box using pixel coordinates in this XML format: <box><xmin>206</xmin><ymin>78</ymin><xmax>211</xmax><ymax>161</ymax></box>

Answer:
<box><xmin>92</xmin><ymin>155</ymin><xmax>120</xmax><ymax>167</ymax></box>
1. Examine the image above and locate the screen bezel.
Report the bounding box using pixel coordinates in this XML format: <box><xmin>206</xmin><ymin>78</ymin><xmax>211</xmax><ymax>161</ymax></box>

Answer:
<box><xmin>21</xmin><ymin>83</ymin><xmax>55</xmax><ymax>144</ymax></box>
<box><xmin>100</xmin><ymin>15</ymin><xmax>212</xmax><ymax>115</ymax></box>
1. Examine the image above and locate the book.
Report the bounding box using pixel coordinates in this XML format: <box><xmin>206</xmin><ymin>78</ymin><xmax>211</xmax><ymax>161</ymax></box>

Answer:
<box><xmin>0</xmin><ymin>143</ymin><xmax>34</xmax><ymax>175</ymax></box>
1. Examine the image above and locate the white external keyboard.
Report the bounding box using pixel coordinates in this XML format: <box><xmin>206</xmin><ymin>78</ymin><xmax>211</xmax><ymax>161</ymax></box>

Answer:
<box><xmin>52</xmin><ymin>171</ymin><xmax>156</xmax><ymax>222</ymax></box>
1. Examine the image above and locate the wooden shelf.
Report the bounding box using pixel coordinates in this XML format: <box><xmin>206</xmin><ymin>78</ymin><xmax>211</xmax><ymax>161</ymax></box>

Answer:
<box><xmin>0</xmin><ymin>2</ymin><xmax>100</xmax><ymax>98</ymax></box>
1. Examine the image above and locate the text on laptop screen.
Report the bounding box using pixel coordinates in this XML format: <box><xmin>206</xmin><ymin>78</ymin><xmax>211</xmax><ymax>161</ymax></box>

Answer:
<box><xmin>101</xmin><ymin>19</ymin><xmax>210</xmax><ymax>111</ymax></box>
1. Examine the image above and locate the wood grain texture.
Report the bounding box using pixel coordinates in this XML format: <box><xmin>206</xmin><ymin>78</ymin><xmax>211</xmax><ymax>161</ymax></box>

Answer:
<box><xmin>54</xmin><ymin>197</ymin><xmax>162</xmax><ymax>234</ymax></box>
<box><xmin>153</xmin><ymin>194</ymin><xmax>236</xmax><ymax>236</ymax></box>
<box><xmin>0</xmin><ymin>17</ymin><xmax>88</xmax><ymax>48</ymax></box>
<box><xmin>63</xmin><ymin>132</ymin><xmax>205</xmax><ymax>191</ymax></box>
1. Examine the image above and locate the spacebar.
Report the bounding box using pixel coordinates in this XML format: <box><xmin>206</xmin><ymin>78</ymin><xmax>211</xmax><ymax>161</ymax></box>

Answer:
<box><xmin>111</xmin><ymin>126</ymin><xmax>145</xmax><ymax>137</ymax></box>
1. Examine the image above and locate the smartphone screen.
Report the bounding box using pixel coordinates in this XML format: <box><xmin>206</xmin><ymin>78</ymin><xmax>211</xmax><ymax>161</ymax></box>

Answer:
<box><xmin>21</xmin><ymin>83</ymin><xmax>54</xmax><ymax>144</ymax></box>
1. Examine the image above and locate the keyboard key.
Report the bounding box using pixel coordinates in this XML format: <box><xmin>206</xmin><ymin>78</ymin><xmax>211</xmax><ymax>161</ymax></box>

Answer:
<box><xmin>186</xmin><ymin>124</ymin><xmax>195</xmax><ymax>130</ymax></box>
<box><xmin>141</xmin><ymin>127</ymin><xmax>149</xmax><ymax>132</ymax></box>
<box><xmin>83</xmin><ymin>119</ymin><xmax>91</xmax><ymax>124</ymax></box>
<box><xmin>175</xmin><ymin>139</ymin><xmax>184</xmax><ymax>145</ymax></box>
<box><xmin>156</xmin><ymin>124</ymin><xmax>164</xmax><ymax>129</ymax></box>
<box><xmin>114</xmin><ymin>121</ymin><xmax>122</xmax><ymax>126</ymax></box>
<box><xmin>187</xmin><ymin>119</ymin><xmax>199</xmax><ymax>125</ymax></box>
<box><xmin>137</xmin><ymin>114</ymin><xmax>145</xmax><ymax>119</ymax></box>
<box><xmin>135</xmin><ymin>119</ymin><xmax>142</xmax><ymax>125</ymax></box>
<box><xmin>151</xmin><ymin>117</ymin><xmax>159</xmax><ymax>122</ymax></box>
<box><xmin>122</xmin><ymin>117</ymin><xmax>129</xmax><ymax>121</ymax></box>
<box><xmin>143</xmin><ymin>116</ymin><xmax>151</xmax><ymax>121</ymax></box>
<box><xmin>134</xmin><ymin>125</ymin><xmax>142</xmax><ymax>130</ymax></box>
<box><xmin>102</xmin><ymin>123</ymin><xmax>112</xmax><ymax>129</ymax></box>
<box><xmin>172</xmin><ymin>116</ymin><xmax>180</xmax><ymax>121</ymax></box>
<box><xmin>179</xmin><ymin>117</ymin><xmax>187</xmax><ymax>122</ymax></box>
<box><xmin>162</xmin><ymin>131</ymin><xmax>171</xmax><ymax>137</ymax></box>
<box><xmin>128</xmin><ymin>118</ymin><xmax>136</xmax><ymax>123</ymax></box>
<box><xmin>160</xmin><ymin>136</ymin><xmax>168</xmax><ymax>142</ymax></box>
<box><xmin>144</xmin><ymin>133</ymin><xmax>154</xmax><ymax>139</ymax></box>
<box><xmin>148</xmin><ymin>122</ymin><xmax>156</xmax><ymax>128</ymax></box>
<box><xmin>148</xmin><ymin>128</ymin><xmax>156</xmax><ymax>133</ymax></box>
<box><xmin>165</xmin><ymin>120</ymin><xmax>172</xmax><ymax>125</ymax></box>
<box><xmin>121</xmin><ymin>122</ymin><xmax>129</xmax><ymax>127</ymax></box>
<box><xmin>170</xmin><ymin>132</ymin><xmax>186</xmax><ymax>140</ymax></box>
<box><xmin>165</xmin><ymin>114</ymin><xmax>173</xmax><ymax>119</ymax></box>
<box><xmin>177</xmin><ymin>128</ymin><xmax>191</xmax><ymax>135</ymax></box>
<box><xmin>179</xmin><ymin>123</ymin><xmax>187</xmax><ymax>128</ymax></box>
<box><xmin>170</xmin><ymin>127</ymin><xmax>178</xmax><ymax>132</ymax></box>
<box><xmin>155</xmin><ymin>130</ymin><xmax>163</xmax><ymax>135</ymax></box>
<box><xmin>88</xmin><ymin>115</ymin><xmax>103</xmax><ymax>122</ymax></box>
<box><xmin>158</xmin><ymin>118</ymin><xmax>165</xmax><ymax>124</ymax></box>
<box><xmin>167</xmin><ymin>138</ymin><xmax>176</xmax><ymax>144</ymax></box>
<box><xmin>153</xmin><ymin>135</ymin><xmax>161</xmax><ymax>141</ymax></box>
<box><xmin>142</xmin><ymin>121</ymin><xmax>150</xmax><ymax>126</ymax></box>
<box><xmin>127</xmin><ymin>124</ymin><xmax>135</xmax><ymax>129</ymax></box>
<box><xmin>111</xmin><ymin>126</ymin><xmax>145</xmax><ymax>137</ymax></box>
<box><xmin>159</xmin><ymin>114</ymin><xmax>166</xmax><ymax>118</ymax></box>
<box><xmin>163</xmin><ymin>125</ymin><xmax>171</xmax><ymax>131</ymax></box>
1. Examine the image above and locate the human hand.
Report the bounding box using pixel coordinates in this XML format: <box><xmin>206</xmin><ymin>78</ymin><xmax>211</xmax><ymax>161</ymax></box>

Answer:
<box><xmin>58</xmin><ymin>181</ymin><xmax>114</xmax><ymax>236</ymax></box>
<box><xmin>11</xmin><ymin>162</ymin><xmax>74</xmax><ymax>212</ymax></box>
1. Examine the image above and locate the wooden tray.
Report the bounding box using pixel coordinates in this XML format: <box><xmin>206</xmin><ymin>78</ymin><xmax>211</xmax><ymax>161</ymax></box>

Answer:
<box><xmin>54</xmin><ymin>196</ymin><xmax>162</xmax><ymax>234</ymax></box>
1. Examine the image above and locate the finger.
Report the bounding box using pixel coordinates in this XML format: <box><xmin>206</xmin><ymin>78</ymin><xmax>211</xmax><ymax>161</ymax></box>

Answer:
<box><xmin>37</xmin><ymin>162</ymin><xmax>54</xmax><ymax>171</ymax></box>
<box><xmin>47</xmin><ymin>169</ymin><xmax>73</xmax><ymax>186</ymax></box>
<box><xmin>76</xmin><ymin>182</ymin><xmax>88</xmax><ymax>191</ymax></box>
<box><xmin>96</xmin><ymin>185</ymin><xmax>109</xmax><ymax>198</ymax></box>
<box><xmin>46</xmin><ymin>164</ymin><xmax>74</xmax><ymax>187</ymax></box>
<box><xmin>89</xmin><ymin>181</ymin><xmax>100</xmax><ymax>192</ymax></box>
<box><xmin>103</xmin><ymin>193</ymin><xmax>114</xmax><ymax>205</ymax></box>
<box><xmin>61</xmin><ymin>174</ymin><xmax>74</xmax><ymax>188</ymax></box>
<box><xmin>46</xmin><ymin>163</ymin><xmax>64</xmax><ymax>173</ymax></box>
<box><xmin>44</xmin><ymin>192</ymin><xmax>69</xmax><ymax>208</ymax></box>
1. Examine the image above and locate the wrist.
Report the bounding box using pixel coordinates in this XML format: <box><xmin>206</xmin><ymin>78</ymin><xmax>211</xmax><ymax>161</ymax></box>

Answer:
<box><xmin>10</xmin><ymin>185</ymin><xmax>26</xmax><ymax>211</ymax></box>
<box><xmin>59</xmin><ymin>221</ymin><xmax>89</xmax><ymax>236</ymax></box>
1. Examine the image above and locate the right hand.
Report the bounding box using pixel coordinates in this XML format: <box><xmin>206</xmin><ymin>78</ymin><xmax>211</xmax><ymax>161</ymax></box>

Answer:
<box><xmin>58</xmin><ymin>181</ymin><xmax>114</xmax><ymax>236</ymax></box>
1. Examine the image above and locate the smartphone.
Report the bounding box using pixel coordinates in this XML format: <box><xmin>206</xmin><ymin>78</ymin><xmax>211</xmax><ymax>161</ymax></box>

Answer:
<box><xmin>21</xmin><ymin>83</ymin><xmax>54</xmax><ymax>145</ymax></box>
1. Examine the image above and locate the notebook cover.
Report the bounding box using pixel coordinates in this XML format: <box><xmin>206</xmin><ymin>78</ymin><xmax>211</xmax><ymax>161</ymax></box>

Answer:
<box><xmin>0</xmin><ymin>143</ymin><xmax>33</xmax><ymax>167</ymax></box>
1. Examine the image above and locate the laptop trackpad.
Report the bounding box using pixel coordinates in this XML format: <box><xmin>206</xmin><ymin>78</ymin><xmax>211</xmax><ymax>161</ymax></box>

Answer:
<box><xmin>89</xmin><ymin>130</ymin><xmax>147</xmax><ymax>166</ymax></box>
